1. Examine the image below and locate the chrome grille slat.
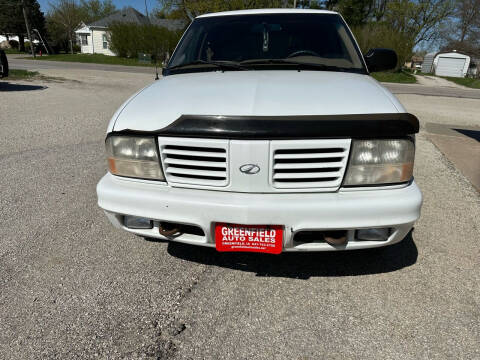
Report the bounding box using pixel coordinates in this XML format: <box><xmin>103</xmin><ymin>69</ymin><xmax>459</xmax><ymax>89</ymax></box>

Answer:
<box><xmin>274</xmin><ymin>152</ymin><xmax>346</xmax><ymax>159</ymax></box>
<box><xmin>164</xmin><ymin>158</ymin><xmax>227</xmax><ymax>168</ymax></box>
<box><xmin>159</xmin><ymin>138</ymin><xmax>229</xmax><ymax>187</ymax></box>
<box><xmin>274</xmin><ymin>162</ymin><xmax>343</xmax><ymax>169</ymax></box>
<box><xmin>166</xmin><ymin>167</ymin><xmax>226</xmax><ymax>177</ymax></box>
<box><xmin>271</xmin><ymin>139</ymin><xmax>351</xmax><ymax>190</ymax></box>
<box><xmin>273</xmin><ymin>171</ymin><xmax>342</xmax><ymax>180</ymax></box>
<box><xmin>163</xmin><ymin>148</ymin><xmax>226</xmax><ymax>158</ymax></box>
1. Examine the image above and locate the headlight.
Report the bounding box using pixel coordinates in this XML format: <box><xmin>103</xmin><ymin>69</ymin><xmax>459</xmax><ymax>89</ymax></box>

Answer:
<box><xmin>343</xmin><ymin>139</ymin><xmax>414</xmax><ymax>186</ymax></box>
<box><xmin>105</xmin><ymin>136</ymin><xmax>165</xmax><ymax>180</ymax></box>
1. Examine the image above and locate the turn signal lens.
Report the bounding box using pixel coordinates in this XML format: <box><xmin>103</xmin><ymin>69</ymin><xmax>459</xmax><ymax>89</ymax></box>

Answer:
<box><xmin>344</xmin><ymin>139</ymin><xmax>414</xmax><ymax>186</ymax></box>
<box><xmin>105</xmin><ymin>136</ymin><xmax>165</xmax><ymax>181</ymax></box>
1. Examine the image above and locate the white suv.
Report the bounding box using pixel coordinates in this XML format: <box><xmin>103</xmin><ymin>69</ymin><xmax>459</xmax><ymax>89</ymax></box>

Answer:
<box><xmin>97</xmin><ymin>9</ymin><xmax>422</xmax><ymax>254</ymax></box>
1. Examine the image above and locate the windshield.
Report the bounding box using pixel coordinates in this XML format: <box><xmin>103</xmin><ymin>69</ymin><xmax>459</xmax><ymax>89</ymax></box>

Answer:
<box><xmin>167</xmin><ymin>13</ymin><xmax>366</xmax><ymax>74</ymax></box>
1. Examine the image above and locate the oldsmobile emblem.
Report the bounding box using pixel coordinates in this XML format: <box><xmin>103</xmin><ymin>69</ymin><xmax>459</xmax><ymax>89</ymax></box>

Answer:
<box><xmin>239</xmin><ymin>164</ymin><xmax>261</xmax><ymax>175</ymax></box>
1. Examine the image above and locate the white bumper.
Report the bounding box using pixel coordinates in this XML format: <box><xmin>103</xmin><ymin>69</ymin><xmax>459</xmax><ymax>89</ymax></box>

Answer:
<box><xmin>97</xmin><ymin>173</ymin><xmax>422</xmax><ymax>251</ymax></box>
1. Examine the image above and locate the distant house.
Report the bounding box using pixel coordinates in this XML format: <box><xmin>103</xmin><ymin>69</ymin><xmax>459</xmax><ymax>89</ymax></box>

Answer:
<box><xmin>74</xmin><ymin>7</ymin><xmax>186</xmax><ymax>56</ymax></box>
<box><xmin>405</xmin><ymin>55</ymin><xmax>423</xmax><ymax>69</ymax></box>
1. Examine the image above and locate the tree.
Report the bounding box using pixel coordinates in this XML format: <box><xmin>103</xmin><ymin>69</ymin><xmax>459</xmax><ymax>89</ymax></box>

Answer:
<box><xmin>335</xmin><ymin>0</ymin><xmax>375</xmax><ymax>26</ymax></box>
<box><xmin>353</xmin><ymin>22</ymin><xmax>415</xmax><ymax>69</ymax></box>
<box><xmin>157</xmin><ymin>0</ymin><xmax>293</xmax><ymax>20</ymax></box>
<box><xmin>323</xmin><ymin>0</ymin><xmax>389</xmax><ymax>24</ymax></box>
<box><xmin>79</xmin><ymin>0</ymin><xmax>116</xmax><ymax>23</ymax></box>
<box><xmin>439</xmin><ymin>0</ymin><xmax>479</xmax><ymax>52</ymax></box>
<box><xmin>384</xmin><ymin>0</ymin><xmax>454</xmax><ymax>48</ymax></box>
<box><xmin>109</xmin><ymin>22</ymin><xmax>182</xmax><ymax>59</ymax></box>
<box><xmin>454</xmin><ymin>0</ymin><xmax>480</xmax><ymax>42</ymax></box>
<box><xmin>48</xmin><ymin>0</ymin><xmax>83</xmax><ymax>54</ymax></box>
<box><xmin>0</xmin><ymin>0</ymin><xmax>46</xmax><ymax>51</ymax></box>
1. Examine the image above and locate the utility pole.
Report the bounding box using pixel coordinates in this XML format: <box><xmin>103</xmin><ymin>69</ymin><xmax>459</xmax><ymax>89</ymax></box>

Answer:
<box><xmin>21</xmin><ymin>0</ymin><xmax>36</xmax><ymax>58</ymax></box>
<box><xmin>294</xmin><ymin>0</ymin><xmax>297</xmax><ymax>8</ymax></box>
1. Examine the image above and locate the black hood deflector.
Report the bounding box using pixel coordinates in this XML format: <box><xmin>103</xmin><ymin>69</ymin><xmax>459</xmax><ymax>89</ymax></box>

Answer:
<box><xmin>112</xmin><ymin>113</ymin><xmax>419</xmax><ymax>139</ymax></box>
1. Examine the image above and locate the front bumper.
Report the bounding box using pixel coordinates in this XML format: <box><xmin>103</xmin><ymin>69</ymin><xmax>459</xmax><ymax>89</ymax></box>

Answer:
<box><xmin>97</xmin><ymin>173</ymin><xmax>422</xmax><ymax>251</ymax></box>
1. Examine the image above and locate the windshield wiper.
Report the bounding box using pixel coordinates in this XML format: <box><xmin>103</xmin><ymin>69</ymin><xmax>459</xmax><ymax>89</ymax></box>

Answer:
<box><xmin>168</xmin><ymin>60</ymin><xmax>246</xmax><ymax>71</ymax></box>
<box><xmin>239</xmin><ymin>59</ymin><xmax>354</xmax><ymax>72</ymax></box>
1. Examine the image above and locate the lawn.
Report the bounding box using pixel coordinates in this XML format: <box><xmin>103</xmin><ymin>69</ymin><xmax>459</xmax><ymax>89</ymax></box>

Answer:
<box><xmin>3</xmin><ymin>48</ymin><xmax>24</xmax><ymax>54</ymax></box>
<box><xmin>5</xmin><ymin>69</ymin><xmax>64</xmax><ymax>82</ymax></box>
<box><xmin>370</xmin><ymin>71</ymin><xmax>416</xmax><ymax>83</ymax></box>
<box><xmin>24</xmin><ymin>53</ymin><xmax>155</xmax><ymax>67</ymax></box>
<box><xmin>6</xmin><ymin>69</ymin><xmax>40</xmax><ymax>80</ymax></box>
<box><xmin>441</xmin><ymin>76</ymin><xmax>480</xmax><ymax>89</ymax></box>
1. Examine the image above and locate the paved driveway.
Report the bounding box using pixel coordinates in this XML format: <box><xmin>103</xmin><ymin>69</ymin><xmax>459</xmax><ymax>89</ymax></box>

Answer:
<box><xmin>0</xmin><ymin>69</ymin><xmax>479</xmax><ymax>359</ymax></box>
<box><xmin>415</xmin><ymin>74</ymin><xmax>466</xmax><ymax>88</ymax></box>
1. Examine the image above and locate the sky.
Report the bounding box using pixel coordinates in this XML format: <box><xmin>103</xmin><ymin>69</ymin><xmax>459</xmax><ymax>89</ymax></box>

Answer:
<box><xmin>37</xmin><ymin>0</ymin><xmax>158</xmax><ymax>15</ymax></box>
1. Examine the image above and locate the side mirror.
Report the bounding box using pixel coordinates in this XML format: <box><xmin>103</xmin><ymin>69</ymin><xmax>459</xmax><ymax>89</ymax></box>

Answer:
<box><xmin>364</xmin><ymin>48</ymin><xmax>397</xmax><ymax>72</ymax></box>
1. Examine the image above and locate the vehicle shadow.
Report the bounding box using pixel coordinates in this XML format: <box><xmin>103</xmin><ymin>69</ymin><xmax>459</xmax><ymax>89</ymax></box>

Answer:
<box><xmin>454</xmin><ymin>128</ymin><xmax>480</xmax><ymax>142</ymax></box>
<box><xmin>0</xmin><ymin>82</ymin><xmax>47</xmax><ymax>92</ymax></box>
<box><xmin>165</xmin><ymin>231</ymin><xmax>418</xmax><ymax>279</ymax></box>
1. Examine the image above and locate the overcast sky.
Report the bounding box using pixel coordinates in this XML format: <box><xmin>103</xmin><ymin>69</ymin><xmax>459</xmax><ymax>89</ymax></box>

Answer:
<box><xmin>38</xmin><ymin>0</ymin><xmax>158</xmax><ymax>15</ymax></box>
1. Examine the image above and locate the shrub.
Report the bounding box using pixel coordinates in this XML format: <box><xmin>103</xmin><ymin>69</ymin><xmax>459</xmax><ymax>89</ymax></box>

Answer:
<box><xmin>25</xmin><ymin>42</ymin><xmax>44</xmax><ymax>54</ymax></box>
<box><xmin>109</xmin><ymin>22</ymin><xmax>182</xmax><ymax>61</ymax></box>
<box><xmin>8</xmin><ymin>40</ymin><xmax>19</xmax><ymax>49</ymax></box>
<box><xmin>352</xmin><ymin>22</ymin><xmax>415</xmax><ymax>71</ymax></box>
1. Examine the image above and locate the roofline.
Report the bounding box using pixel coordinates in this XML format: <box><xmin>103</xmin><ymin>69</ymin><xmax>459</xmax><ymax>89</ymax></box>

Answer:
<box><xmin>197</xmin><ymin>8</ymin><xmax>338</xmax><ymax>18</ymax></box>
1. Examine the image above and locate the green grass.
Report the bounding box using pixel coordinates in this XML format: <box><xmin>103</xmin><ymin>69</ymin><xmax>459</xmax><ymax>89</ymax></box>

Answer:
<box><xmin>3</xmin><ymin>48</ymin><xmax>24</xmax><ymax>54</ymax></box>
<box><xmin>371</xmin><ymin>71</ymin><xmax>416</xmax><ymax>83</ymax></box>
<box><xmin>7</xmin><ymin>69</ymin><xmax>40</xmax><ymax>80</ymax></box>
<box><xmin>441</xmin><ymin>76</ymin><xmax>480</xmax><ymax>89</ymax></box>
<box><xmin>5</xmin><ymin>69</ymin><xmax>66</xmax><ymax>83</ymax></box>
<box><xmin>25</xmin><ymin>53</ymin><xmax>155</xmax><ymax>67</ymax></box>
<box><xmin>370</xmin><ymin>71</ymin><xmax>416</xmax><ymax>83</ymax></box>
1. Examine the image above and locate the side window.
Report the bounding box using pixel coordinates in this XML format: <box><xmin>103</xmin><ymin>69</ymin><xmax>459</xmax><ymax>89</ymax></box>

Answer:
<box><xmin>102</xmin><ymin>34</ymin><xmax>108</xmax><ymax>49</ymax></box>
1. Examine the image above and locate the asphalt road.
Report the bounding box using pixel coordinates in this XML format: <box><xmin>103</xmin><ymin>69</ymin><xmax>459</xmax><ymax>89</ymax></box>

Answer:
<box><xmin>7</xmin><ymin>53</ymin><xmax>480</xmax><ymax>99</ymax></box>
<box><xmin>7</xmin><ymin>53</ymin><xmax>159</xmax><ymax>75</ymax></box>
<box><xmin>0</xmin><ymin>69</ymin><xmax>479</xmax><ymax>359</ymax></box>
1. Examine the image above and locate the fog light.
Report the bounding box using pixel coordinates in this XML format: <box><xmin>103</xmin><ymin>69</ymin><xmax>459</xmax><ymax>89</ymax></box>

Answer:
<box><xmin>124</xmin><ymin>216</ymin><xmax>153</xmax><ymax>229</ymax></box>
<box><xmin>356</xmin><ymin>228</ymin><xmax>390</xmax><ymax>241</ymax></box>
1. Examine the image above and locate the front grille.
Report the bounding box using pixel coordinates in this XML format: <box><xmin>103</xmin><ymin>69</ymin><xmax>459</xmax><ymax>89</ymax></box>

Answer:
<box><xmin>158</xmin><ymin>138</ymin><xmax>229</xmax><ymax>187</ymax></box>
<box><xmin>271</xmin><ymin>139</ymin><xmax>351</xmax><ymax>189</ymax></box>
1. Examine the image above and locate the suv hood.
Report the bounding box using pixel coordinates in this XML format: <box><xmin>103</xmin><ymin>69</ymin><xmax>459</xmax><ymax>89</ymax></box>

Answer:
<box><xmin>112</xmin><ymin>70</ymin><xmax>405</xmax><ymax>132</ymax></box>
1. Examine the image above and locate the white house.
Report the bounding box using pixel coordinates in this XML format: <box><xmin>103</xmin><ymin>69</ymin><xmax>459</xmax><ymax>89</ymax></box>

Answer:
<box><xmin>75</xmin><ymin>7</ymin><xmax>186</xmax><ymax>56</ymax></box>
<box><xmin>75</xmin><ymin>21</ymin><xmax>114</xmax><ymax>56</ymax></box>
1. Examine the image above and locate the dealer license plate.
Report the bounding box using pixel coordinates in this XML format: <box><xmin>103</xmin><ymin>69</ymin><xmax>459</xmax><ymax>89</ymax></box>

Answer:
<box><xmin>215</xmin><ymin>223</ymin><xmax>283</xmax><ymax>254</ymax></box>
